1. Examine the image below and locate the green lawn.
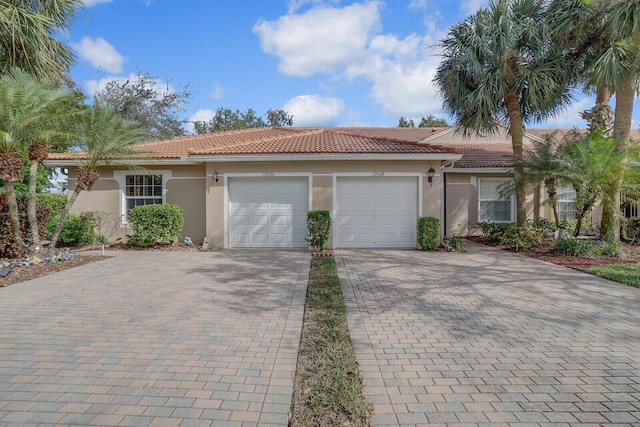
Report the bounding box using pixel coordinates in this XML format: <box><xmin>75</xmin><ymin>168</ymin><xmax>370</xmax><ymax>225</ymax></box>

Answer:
<box><xmin>289</xmin><ymin>257</ymin><xmax>371</xmax><ymax>426</ymax></box>
<box><xmin>590</xmin><ymin>263</ymin><xmax>640</xmax><ymax>287</ymax></box>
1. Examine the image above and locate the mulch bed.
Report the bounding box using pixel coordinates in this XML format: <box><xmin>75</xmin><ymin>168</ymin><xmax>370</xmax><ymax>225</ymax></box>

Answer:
<box><xmin>466</xmin><ymin>236</ymin><xmax>640</xmax><ymax>271</ymax></box>
<box><xmin>0</xmin><ymin>255</ymin><xmax>108</xmax><ymax>288</ymax></box>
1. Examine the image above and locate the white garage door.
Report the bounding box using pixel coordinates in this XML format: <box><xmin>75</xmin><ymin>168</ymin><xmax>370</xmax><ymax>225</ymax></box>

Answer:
<box><xmin>336</xmin><ymin>176</ymin><xmax>418</xmax><ymax>248</ymax></box>
<box><xmin>228</xmin><ymin>177</ymin><xmax>309</xmax><ymax>248</ymax></box>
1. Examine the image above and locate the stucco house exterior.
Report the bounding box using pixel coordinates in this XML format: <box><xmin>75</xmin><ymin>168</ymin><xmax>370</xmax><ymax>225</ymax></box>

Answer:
<box><xmin>46</xmin><ymin>125</ymin><xmax>582</xmax><ymax>249</ymax></box>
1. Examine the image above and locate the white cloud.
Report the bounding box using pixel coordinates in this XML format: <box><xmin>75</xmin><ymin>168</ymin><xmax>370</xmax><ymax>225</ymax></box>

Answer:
<box><xmin>461</xmin><ymin>0</ymin><xmax>488</xmax><ymax>15</ymax></box>
<box><xmin>82</xmin><ymin>0</ymin><xmax>112</xmax><ymax>6</ymax></box>
<box><xmin>408</xmin><ymin>0</ymin><xmax>428</xmax><ymax>11</ymax></box>
<box><xmin>545</xmin><ymin>97</ymin><xmax>592</xmax><ymax>128</ymax></box>
<box><xmin>286</xmin><ymin>0</ymin><xmax>340</xmax><ymax>14</ymax></box>
<box><xmin>210</xmin><ymin>82</ymin><xmax>224</xmax><ymax>100</ymax></box>
<box><xmin>284</xmin><ymin>95</ymin><xmax>345</xmax><ymax>126</ymax></box>
<box><xmin>185</xmin><ymin>109</ymin><xmax>216</xmax><ymax>133</ymax></box>
<box><xmin>254</xmin><ymin>2</ymin><xmax>382</xmax><ymax>77</ymax></box>
<box><xmin>72</xmin><ymin>36</ymin><xmax>125</xmax><ymax>73</ymax></box>
<box><xmin>255</xmin><ymin>2</ymin><xmax>447</xmax><ymax>120</ymax></box>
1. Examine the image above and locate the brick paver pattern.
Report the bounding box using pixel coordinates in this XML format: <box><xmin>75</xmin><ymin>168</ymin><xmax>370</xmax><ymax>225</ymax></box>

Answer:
<box><xmin>338</xmin><ymin>244</ymin><xmax>640</xmax><ymax>427</ymax></box>
<box><xmin>0</xmin><ymin>250</ymin><xmax>309</xmax><ymax>427</ymax></box>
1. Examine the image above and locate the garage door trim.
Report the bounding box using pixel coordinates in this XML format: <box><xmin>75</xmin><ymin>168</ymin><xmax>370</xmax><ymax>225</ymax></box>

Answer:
<box><xmin>224</xmin><ymin>173</ymin><xmax>312</xmax><ymax>248</ymax></box>
<box><xmin>332</xmin><ymin>173</ymin><xmax>424</xmax><ymax>248</ymax></box>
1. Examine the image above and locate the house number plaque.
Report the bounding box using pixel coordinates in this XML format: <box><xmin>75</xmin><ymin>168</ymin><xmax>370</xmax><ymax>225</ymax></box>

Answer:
<box><xmin>263</xmin><ymin>172</ymin><xmax>276</xmax><ymax>177</ymax></box>
<box><xmin>372</xmin><ymin>172</ymin><xmax>385</xmax><ymax>177</ymax></box>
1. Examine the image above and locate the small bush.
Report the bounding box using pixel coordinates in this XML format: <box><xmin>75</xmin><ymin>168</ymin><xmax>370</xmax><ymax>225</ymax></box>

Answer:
<box><xmin>128</xmin><ymin>204</ymin><xmax>184</xmax><ymax>246</ymax></box>
<box><xmin>623</xmin><ymin>218</ymin><xmax>640</xmax><ymax>244</ymax></box>
<box><xmin>36</xmin><ymin>193</ymin><xmax>67</xmax><ymax>217</ymax></box>
<box><xmin>552</xmin><ymin>237</ymin><xmax>592</xmax><ymax>257</ymax></box>
<box><xmin>499</xmin><ymin>226</ymin><xmax>543</xmax><ymax>252</ymax></box>
<box><xmin>528</xmin><ymin>218</ymin><xmax>556</xmax><ymax>236</ymax></box>
<box><xmin>306</xmin><ymin>210</ymin><xmax>332</xmax><ymax>250</ymax></box>
<box><xmin>594</xmin><ymin>241</ymin><xmax>622</xmax><ymax>257</ymax></box>
<box><xmin>417</xmin><ymin>216</ymin><xmax>440</xmax><ymax>250</ymax></box>
<box><xmin>559</xmin><ymin>218</ymin><xmax>598</xmax><ymax>237</ymax></box>
<box><xmin>50</xmin><ymin>212</ymin><xmax>99</xmax><ymax>247</ymax></box>
<box><xmin>477</xmin><ymin>221</ymin><xmax>513</xmax><ymax>242</ymax></box>
<box><xmin>443</xmin><ymin>236</ymin><xmax>466</xmax><ymax>252</ymax></box>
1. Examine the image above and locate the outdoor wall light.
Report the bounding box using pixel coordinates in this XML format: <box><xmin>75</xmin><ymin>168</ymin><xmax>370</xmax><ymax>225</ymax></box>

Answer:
<box><xmin>213</xmin><ymin>170</ymin><xmax>219</xmax><ymax>183</ymax></box>
<box><xmin>427</xmin><ymin>167</ymin><xmax>436</xmax><ymax>186</ymax></box>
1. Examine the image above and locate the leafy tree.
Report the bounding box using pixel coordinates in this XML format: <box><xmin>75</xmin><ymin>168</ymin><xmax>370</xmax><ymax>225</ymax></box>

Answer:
<box><xmin>0</xmin><ymin>0</ymin><xmax>82</xmax><ymax>82</ymax></box>
<box><xmin>95</xmin><ymin>71</ymin><xmax>191</xmax><ymax>141</ymax></box>
<box><xmin>397</xmin><ymin>117</ymin><xmax>415</xmax><ymax>127</ymax></box>
<box><xmin>434</xmin><ymin>0</ymin><xmax>574</xmax><ymax>226</ymax></box>
<box><xmin>48</xmin><ymin>100</ymin><xmax>148</xmax><ymax>254</ymax></box>
<box><xmin>418</xmin><ymin>115</ymin><xmax>449</xmax><ymax>127</ymax></box>
<box><xmin>0</xmin><ymin>68</ymin><xmax>79</xmax><ymax>252</ymax></box>
<box><xmin>560</xmin><ymin>129</ymin><xmax>640</xmax><ymax>236</ymax></box>
<box><xmin>193</xmin><ymin>107</ymin><xmax>293</xmax><ymax>134</ymax></box>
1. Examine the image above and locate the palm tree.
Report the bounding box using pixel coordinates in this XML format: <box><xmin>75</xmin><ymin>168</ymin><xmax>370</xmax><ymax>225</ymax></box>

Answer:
<box><xmin>560</xmin><ymin>129</ymin><xmax>640</xmax><ymax>237</ymax></box>
<box><xmin>0</xmin><ymin>68</ymin><xmax>78</xmax><ymax>252</ymax></box>
<box><xmin>551</xmin><ymin>0</ymin><xmax>640</xmax><ymax>242</ymax></box>
<box><xmin>434</xmin><ymin>0</ymin><xmax>575</xmax><ymax>226</ymax></box>
<box><xmin>512</xmin><ymin>136</ymin><xmax>568</xmax><ymax>228</ymax></box>
<box><xmin>0</xmin><ymin>0</ymin><xmax>83</xmax><ymax>82</ymax></box>
<box><xmin>47</xmin><ymin>101</ymin><xmax>148</xmax><ymax>254</ymax></box>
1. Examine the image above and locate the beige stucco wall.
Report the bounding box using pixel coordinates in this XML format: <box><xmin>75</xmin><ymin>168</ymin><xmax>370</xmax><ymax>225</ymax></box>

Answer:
<box><xmin>204</xmin><ymin>159</ymin><xmax>441</xmax><ymax>248</ymax></box>
<box><xmin>445</xmin><ymin>172</ymin><xmax>538</xmax><ymax>236</ymax></box>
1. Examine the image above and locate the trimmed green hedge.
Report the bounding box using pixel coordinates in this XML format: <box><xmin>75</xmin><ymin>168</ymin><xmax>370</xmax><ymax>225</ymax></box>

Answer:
<box><xmin>128</xmin><ymin>204</ymin><xmax>184</xmax><ymax>246</ymax></box>
<box><xmin>417</xmin><ymin>216</ymin><xmax>440</xmax><ymax>250</ymax></box>
<box><xmin>306</xmin><ymin>210</ymin><xmax>332</xmax><ymax>250</ymax></box>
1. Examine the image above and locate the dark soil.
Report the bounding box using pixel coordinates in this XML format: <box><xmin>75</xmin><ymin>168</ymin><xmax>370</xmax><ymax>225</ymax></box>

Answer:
<box><xmin>0</xmin><ymin>255</ymin><xmax>108</xmax><ymax>288</ymax></box>
<box><xmin>466</xmin><ymin>236</ymin><xmax>640</xmax><ymax>271</ymax></box>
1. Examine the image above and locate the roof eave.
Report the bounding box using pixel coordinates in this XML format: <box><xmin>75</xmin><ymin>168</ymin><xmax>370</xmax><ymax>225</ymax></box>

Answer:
<box><xmin>186</xmin><ymin>153</ymin><xmax>463</xmax><ymax>162</ymax></box>
<box><xmin>44</xmin><ymin>158</ymin><xmax>205</xmax><ymax>167</ymax></box>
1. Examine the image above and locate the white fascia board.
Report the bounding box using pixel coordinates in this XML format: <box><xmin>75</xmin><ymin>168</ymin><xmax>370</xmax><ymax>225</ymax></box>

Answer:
<box><xmin>44</xmin><ymin>159</ymin><xmax>204</xmax><ymax>167</ymax></box>
<box><xmin>444</xmin><ymin>167</ymin><xmax>513</xmax><ymax>174</ymax></box>
<box><xmin>188</xmin><ymin>153</ymin><xmax>463</xmax><ymax>162</ymax></box>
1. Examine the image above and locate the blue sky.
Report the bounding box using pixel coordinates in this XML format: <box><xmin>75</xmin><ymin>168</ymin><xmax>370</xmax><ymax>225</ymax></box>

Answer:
<box><xmin>64</xmin><ymin>0</ymin><xmax>629</xmax><ymax>133</ymax></box>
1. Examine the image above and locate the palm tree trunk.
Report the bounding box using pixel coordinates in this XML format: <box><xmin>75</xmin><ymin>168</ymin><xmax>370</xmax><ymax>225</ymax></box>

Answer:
<box><xmin>46</xmin><ymin>187</ymin><xmax>82</xmax><ymax>256</ymax></box>
<box><xmin>505</xmin><ymin>88</ymin><xmax>527</xmax><ymax>226</ymax></box>
<box><xmin>596</xmin><ymin>85</ymin><xmax>611</xmax><ymax>104</ymax></box>
<box><xmin>4</xmin><ymin>179</ymin><xmax>29</xmax><ymax>252</ymax></box>
<box><xmin>27</xmin><ymin>159</ymin><xmax>41</xmax><ymax>251</ymax></box>
<box><xmin>600</xmin><ymin>75</ymin><xmax>634</xmax><ymax>243</ymax></box>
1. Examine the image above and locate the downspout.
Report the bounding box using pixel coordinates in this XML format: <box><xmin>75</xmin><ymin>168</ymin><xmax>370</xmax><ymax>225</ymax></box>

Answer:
<box><xmin>443</xmin><ymin>170</ymin><xmax>447</xmax><ymax>237</ymax></box>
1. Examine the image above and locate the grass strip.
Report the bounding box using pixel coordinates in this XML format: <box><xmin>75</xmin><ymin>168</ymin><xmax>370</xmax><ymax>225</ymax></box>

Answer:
<box><xmin>590</xmin><ymin>263</ymin><xmax>640</xmax><ymax>287</ymax></box>
<box><xmin>289</xmin><ymin>257</ymin><xmax>372</xmax><ymax>426</ymax></box>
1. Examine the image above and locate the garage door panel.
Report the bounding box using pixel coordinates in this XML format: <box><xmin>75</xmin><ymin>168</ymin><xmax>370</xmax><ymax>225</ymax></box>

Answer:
<box><xmin>336</xmin><ymin>177</ymin><xmax>418</xmax><ymax>248</ymax></box>
<box><xmin>229</xmin><ymin>177</ymin><xmax>308</xmax><ymax>248</ymax></box>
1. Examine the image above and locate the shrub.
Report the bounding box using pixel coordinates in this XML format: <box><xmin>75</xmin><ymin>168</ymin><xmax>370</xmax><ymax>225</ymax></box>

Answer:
<box><xmin>128</xmin><ymin>204</ymin><xmax>184</xmax><ymax>246</ymax></box>
<box><xmin>594</xmin><ymin>241</ymin><xmax>622</xmax><ymax>257</ymax></box>
<box><xmin>559</xmin><ymin>218</ymin><xmax>598</xmax><ymax>237</ymax></box>
<box><xmin>527</xmin><ymin>218</ymin><xmax>556</xmax><ymax>236</ymax></box>
<box><xmin>623</xmin><ymin>218</ymin><xmax>640</xmax><ymax>244</ymax></box>
<box><xmin>552</xmin><ymin>236</ymin><xmax>593</xmax><ymax>257</ymax></box>
<box><xmin>443</xmin><ymin>236</ymin><xmax>466</xmax><ymax>252</ymax></box>
<box><xmin>49</xmin><ymin>212</ymin><xmax>98</xmax><ymax>247</ymax></box>
<box><xmin>499</xmin><ymin>226</ymin><xmax>543</xmax><ymax>252</ymax></box>
<box><xmin>0</xmin><ymin>194</ymin><xmax>49</xmax><ymax>258</ymax></box>
<box><xmin>305</xmin><ymin>210</ymin><xmax>331</xmax><ymax>251</ymax></box>
<box><xmin>477</xmin><ymin>221</ymin><xmax>513</xmax><ymax>242</ymax></box>
<box><xmin>36</xmin><ymin>193</ymin><xmax>67</xmax><ymax>218</ymax></box>
<box><xmin>417</xmin><ymin>216</ymin><xmax>440</xmax><ymax>250</ymax></box>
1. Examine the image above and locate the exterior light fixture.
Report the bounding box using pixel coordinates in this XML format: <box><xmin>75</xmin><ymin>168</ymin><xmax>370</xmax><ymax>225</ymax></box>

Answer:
<box><xmin>213</xmin><ymin>170</ymin><xmax>219</xmax><ymax>183</ymax></box>
<box><xmin>427</xmin><ymin>167</ymin><xmax>436</xmax><ymax>186</ymax></box>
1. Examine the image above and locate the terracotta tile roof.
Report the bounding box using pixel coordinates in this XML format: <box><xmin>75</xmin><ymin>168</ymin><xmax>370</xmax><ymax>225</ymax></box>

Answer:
<box><xmin>48</xmin><ymin>127</ymin><xmax>458</xmax><ymax>160</ymax></box>
<box><xmin>440</xmin><ymin>142</ymin><xmax>518</xmax><ymax>168</ymax></box>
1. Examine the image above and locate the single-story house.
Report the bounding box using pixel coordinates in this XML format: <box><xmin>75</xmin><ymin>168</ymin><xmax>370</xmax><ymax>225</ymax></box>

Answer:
<box><xmin>45</xmin><ymin>125</ymin><xmax>599</xmax><ymax>249</ymax></box>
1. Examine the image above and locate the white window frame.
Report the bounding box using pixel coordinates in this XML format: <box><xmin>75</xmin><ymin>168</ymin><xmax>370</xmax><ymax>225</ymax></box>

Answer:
<box><xmin>477</xmin><ymin>177</ymin><xmax>515</xmax><ymax>222</ymax></box>
<box><xmin>557</xmin><ymin>184</ymin><xmax>577</xmax><ymax>221</ymax></box>
<box><xmin>114</xmin><ymin>170</ymin><xmax>171</xmax><ymax>224</ymax></box>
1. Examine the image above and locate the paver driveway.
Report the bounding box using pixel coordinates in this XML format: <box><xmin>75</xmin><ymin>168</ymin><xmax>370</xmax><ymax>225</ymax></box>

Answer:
<box><xmin>338</xmin><ymin>244</ymin><xmax>640</xmax><ymax>426</ymax></box>
<box><xmin>0</xmin><ymin>250</ymin><xmax>309</xmax><ymax>427</ymax></box>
